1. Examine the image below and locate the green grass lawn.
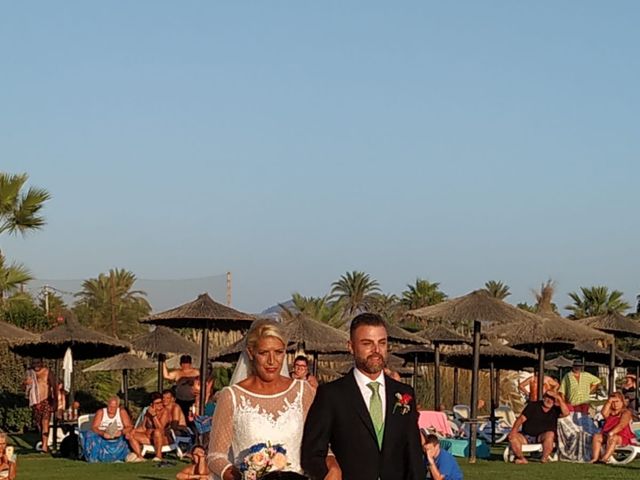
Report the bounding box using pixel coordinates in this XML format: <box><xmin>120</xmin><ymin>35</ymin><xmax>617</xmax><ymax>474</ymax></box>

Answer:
<box><xmin>9</xmin><ymin>434</ymin><xmax>640</xmax><ymax>479</ymax></box>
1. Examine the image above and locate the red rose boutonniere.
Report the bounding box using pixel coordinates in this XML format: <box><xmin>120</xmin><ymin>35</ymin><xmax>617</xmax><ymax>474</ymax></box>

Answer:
<box><xmin>393</xmin><ymin>392</ymin><xmax>412</xmax><ymax>415</ymax></box>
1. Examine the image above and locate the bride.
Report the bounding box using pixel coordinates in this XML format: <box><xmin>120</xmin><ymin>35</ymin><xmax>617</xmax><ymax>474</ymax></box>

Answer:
<box><xmin>207</xmin><ymin>319</ymin><xmax>340</xmax><ymax>480</ymax></box>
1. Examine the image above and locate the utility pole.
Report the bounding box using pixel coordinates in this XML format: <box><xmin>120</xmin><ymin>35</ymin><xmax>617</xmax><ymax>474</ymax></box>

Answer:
<box><xmin>44</xmin><ymin>284</ymin><xmax>50</xmax><ymax>319</ymax></box>
<box><xmin>226</xmin><ymin>271</ymin><xmax>232</xmax><ymax>306</ymax></box>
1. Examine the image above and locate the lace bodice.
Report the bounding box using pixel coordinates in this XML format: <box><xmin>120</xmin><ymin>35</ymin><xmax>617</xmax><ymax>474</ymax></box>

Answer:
<box><xmin>207</xmin><ymin>379</ymin><xmax>315</xmax><ymax>479</ymax></box>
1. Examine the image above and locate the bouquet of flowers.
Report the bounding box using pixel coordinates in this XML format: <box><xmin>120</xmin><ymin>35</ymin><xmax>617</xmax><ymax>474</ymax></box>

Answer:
<box><xmin>240</xmin><ymin>442</ymin><xmax>289</xmax><ymax>480</ymax></box>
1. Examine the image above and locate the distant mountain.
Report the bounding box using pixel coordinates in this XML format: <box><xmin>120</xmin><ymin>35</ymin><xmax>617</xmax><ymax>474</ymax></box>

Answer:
<box><xmin>260</xmin><ymin>299</ymin><xmax>295</xmax><ymax>319</ymax></box>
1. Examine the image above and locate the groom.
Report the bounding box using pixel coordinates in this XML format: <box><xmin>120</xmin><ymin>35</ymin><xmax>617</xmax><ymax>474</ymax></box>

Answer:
<box><xmin>302</xmin><ymin>313</ymin><xmax>425</xmax><ymax>480</ymax></box>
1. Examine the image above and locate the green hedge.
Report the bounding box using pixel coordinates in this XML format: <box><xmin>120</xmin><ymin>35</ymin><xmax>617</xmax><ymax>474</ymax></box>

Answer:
<box><xmin>0</xmin><ymin>405</ymin><xmax>32</xmax><ymax>433</ymax></box>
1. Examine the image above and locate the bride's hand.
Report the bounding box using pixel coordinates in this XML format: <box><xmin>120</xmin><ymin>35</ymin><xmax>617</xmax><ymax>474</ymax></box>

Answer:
<box><xmin>222</xmin><ymin>466</ymin><xmax>242</xmax><ymax>480</ymax></box>
<box><xmin>324</xmin><ymin>467</ymin><xmax>342</xmax><ymax>480</ymax></box>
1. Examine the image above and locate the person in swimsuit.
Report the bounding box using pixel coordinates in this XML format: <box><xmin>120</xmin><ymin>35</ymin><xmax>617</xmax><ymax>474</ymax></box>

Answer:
<box><xmin>590</xmin><ymin>391</ymin><xmax>635</xmax><ymax>464</ymax></box>
<box><xmin>164</xmin><ymin>355</ymin><xmax>200</xmax><ymax>419</ymax></box>
<box><xmin>23</xmin><ymin>359</ymin><xmax>56</xmax><ymax>453</ymax></box>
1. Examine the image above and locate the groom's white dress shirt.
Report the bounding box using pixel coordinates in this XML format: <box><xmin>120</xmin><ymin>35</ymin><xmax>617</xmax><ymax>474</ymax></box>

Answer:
<box><xmin>353</xmin><ymin>368</ymin><xmax>387</xmax><ymax>423</ymax></box>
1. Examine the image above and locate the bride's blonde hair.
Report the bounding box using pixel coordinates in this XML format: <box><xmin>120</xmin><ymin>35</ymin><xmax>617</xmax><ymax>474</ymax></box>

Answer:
<box><xmin>246</xmin><ymin>318</ymin><xmax>287</xmax><ymax>353</ymax></box>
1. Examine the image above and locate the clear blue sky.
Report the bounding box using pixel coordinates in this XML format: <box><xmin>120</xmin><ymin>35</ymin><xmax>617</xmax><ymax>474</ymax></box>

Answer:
<box><xmin>2</xmin><ymin>1</ymin><xmax>639</xmax><ymax>313</ymax></box>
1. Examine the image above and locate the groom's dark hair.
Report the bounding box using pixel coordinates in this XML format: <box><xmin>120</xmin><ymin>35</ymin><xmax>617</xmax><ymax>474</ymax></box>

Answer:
<box><xmin>349</xmin><ymin>312</ymin><xmax>387</xmax><ymax>338</ymax></box>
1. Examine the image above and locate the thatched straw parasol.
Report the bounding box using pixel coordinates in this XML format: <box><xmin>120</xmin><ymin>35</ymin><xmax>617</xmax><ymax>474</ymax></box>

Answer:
<box><xmin>386</xmin><ymin>324</ymin><xmax>427</xmax><ymax>345</ymax></box>
<box><xmin>83</xmin><ymin>353</ymin><xmax>155</xmax><ymax>409</ymax></box>
<box><xmin>212</xmin><ymin>315</ymin><xmax>350</xmax><ymax>375</ymax></box>
<box><xmin>132</xmin><ymin>326</ymin><xmax>199</xmax><ymax>390</ymax></box>
<box><xmin>11</xmin><ymin>318</ymin><xmax>130</xmax><ymax>360</ymax></box>
<box><xmin>406</xmin><ymin>289</ymin><xmax>535</xmax><ymax>459</ymax></box>
<box><xmin>445</xmin><ymin>340</ymin><xmax>538</xmax><ymax>445</ymax></box>
<box><xmin>416</xmin><ymin>323</ymin><xmax>470</xmax><ymax>410</ymax></box>
<box><xmin>444</xmin><ymin>341</ymin><xmax>538</xmax><ymax>370</ymax></box>
<box><xmin>406</xmin><ymin>289</ymin><xmax>541</xmax><ymax>327</ymax></box>
<box><xmin>486</xmin><ymin>308</ymin><xmax>611</xmax><ymax>401</ymax></box>
<box><xmin>142</xmin><ymin>293</ymin><xmax>255</xmax><ymax>415</ymax></box>
<box><xmin>0</xmin><ymin>320</ymin><xmax>38</xmax><ymax>343</ymax></box>
<box><xmin>11</xmin><ymin>317</ymin><xmax>131</xmax><ymax>408</ymax></box>
<box><xmin>576</xmin><ymin>312</ymin><xmax>640</xmax><ymax>394</ymax></box>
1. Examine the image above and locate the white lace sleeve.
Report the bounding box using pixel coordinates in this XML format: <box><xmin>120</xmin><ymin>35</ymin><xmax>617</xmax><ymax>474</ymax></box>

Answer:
<box><xmin>207</xmin><ymin>387</ymin><xmax>235</xmax><ymax>478</ymax></box>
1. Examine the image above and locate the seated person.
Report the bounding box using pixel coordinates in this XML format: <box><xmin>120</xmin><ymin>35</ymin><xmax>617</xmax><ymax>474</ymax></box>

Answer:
<box><xmin>590</xmin><ymin>391</ymin><xmax>635</xmax><ymax>464</ymax></box>
<box><xmin>192</xmin><ymin>365</ymin><xmax>217</xmax><ymax>418</ymax></box>
<box><xmin>176</xmin><ymin>444</ymin><xmax>209</xmax><ymax>480</ymax></box>
<box><xmin>621</xmin><ymin>373</ymin><xmax>637</xmax><ymax>412</ymax></box>
<box><xmin>508</xmin><ymin>390</ymin><xmax>569</xmax><ymax>464</ymax></box>
<box><xmin>290</xmin><ymin>355</ymin><xmax>319</xmax><ymax>389</ymax></box>
<box><xmin>82</xmin><ymin>396</ymin><xmax>134</xmax><ymax>463</ymax></box>
<box><xmin>0</xmin><ymin>433</ymin><xmax>17</xmax><ymax>480</ymax></box>
<box><xmin>128</xmin><ymin>392</ymin><xmax>171</xmax><ymax>461</ymax></box>
<box><xmin>422</xmin><ymin>433</ymin><xmax>463</xmax><ymax>480</ymax></box>
<box><xmin>162</xmin><ymin>389</ymin><xmax>189</xmax><ymax>434</ymax></box>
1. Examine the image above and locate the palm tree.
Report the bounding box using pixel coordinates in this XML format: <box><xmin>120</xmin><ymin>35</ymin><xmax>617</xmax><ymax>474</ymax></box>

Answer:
<box><xmin>0</xmin><ymin>251</ymin><xmax>32</xmax><ymax>305</ymax></box>
<box><xmin>368</xmin><ymin>293</ymin><xmax>402</xmax><ymax>324</ymax></box>
<box><xmin>330</xmin><ymin>271</ymin><xmax>381</xmax><ymax>318</ymax></box>
<box><xmin>401</xmin><ymin>278</ymin><xmax>447</xmax><ymax>309</ymax></box>
<box><xmin>0</xmin><ymin>172</ymin><xmax>51</xmax><ymax>236</ymax></box>
<box><xmin>484</xmin><ymin>280</ymin><xmax>511</xmax><ymax>300</ymax></box>
<box><xmin>280</xmin><ymin>293</ymin><xmax>344</xmax><ymax>327</ymax></box>
<box><xmin>566</xmin><ymin>286</ymin><xmax>631</xmax><ymax>319</ymax></box>
<box><xmin>74</xmin><ymin>268</ymin><xmax>151</xmax><ymax>338</ymax></box>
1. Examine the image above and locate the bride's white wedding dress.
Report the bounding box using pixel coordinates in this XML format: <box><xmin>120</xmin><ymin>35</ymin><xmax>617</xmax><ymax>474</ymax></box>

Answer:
<box><xmin>208</xmin><ymin>379</ymin><xmax>315</xmax><ymax>479</ymax></box>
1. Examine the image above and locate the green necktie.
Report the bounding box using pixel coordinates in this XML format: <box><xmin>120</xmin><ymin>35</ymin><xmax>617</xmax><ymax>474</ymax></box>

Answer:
<box><xmin>367</xmin><ymin>381</ymin><xmax>384</xmax><ymax>448</ymax></box>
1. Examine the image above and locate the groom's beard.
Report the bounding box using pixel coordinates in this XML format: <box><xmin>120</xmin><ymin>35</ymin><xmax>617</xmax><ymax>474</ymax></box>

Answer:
<box><xmin>355</xmin><ymin>353</ymin><xmax>386</xmax><ymax>375</ymax></box>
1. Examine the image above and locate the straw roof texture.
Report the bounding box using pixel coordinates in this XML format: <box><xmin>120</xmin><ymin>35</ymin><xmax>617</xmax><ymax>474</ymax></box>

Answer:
<box><xmin>11</xmin><ymin>319</ymin><xmax>130</xmax><ymax>360</ymax></box>
<box><xmin>0</xmin><ymin>320</ymin><xmax>38</xmax><ymax>343</ymax></box>
<box><xmin>546</xmin><ymin>356</ymin><xmax>574</xmax><ymax>368</ymax></box>
<box><xmin>417</xmin><ymin>324</ymin><xmax>470</xmax><ymax>345</ymax></box>
<box><xmin>570</xmin><ymin>341</ymin><xmax>623</xmax><ymax>366</ymax></box>
<box><xmin>284</xmin><ymin>315</ymin><xmax>349</xmax><ymax>353</ymax></box>
<box><xmin>211</xmin><ymin>316</ymin><xmax>350</xmax><ymax>362</ymax></box>
<box><xmin>443</xmin><ymin>341</ymin><xmax>538</xmax><ymax>370</ymax></box>
<box><xmin>406</xmin><ymin>290</ymin><xmax>541</xmax><ymax>327</ymax></box>
<box><xmin>132</xmin><ymin>326</ymin><xmax>199</xmax><ymax>355</ymax></box>
<box><xmin>576</xmin><ymin>312</ymin><xmax>640</xmax><ymax>338</ymax></box>
<box><xmin>83</xmin><ymin>353</ymin><xmax>155</xmax><ymax>372</ymax></box>
<box><xmin>392</xmin><ymin>344</ymin><xmax>436</xmax><ymax>363</ymax></box>
<box><xmin>386</xmin><ymin>324</ymin><xmax>429</xmax><ymax>345</ymax></box>
<box><xmin>142</xmin><ymin>293</ymin><xmax>255</xmax><ymax>330</ymax></box>
<box><xmin>485</xmin><ymin>315</ymin><xmax>611</xmax><ymax>352</ymax></box>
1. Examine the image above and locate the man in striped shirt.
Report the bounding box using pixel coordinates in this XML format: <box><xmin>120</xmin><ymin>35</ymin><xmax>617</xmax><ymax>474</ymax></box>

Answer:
<box><xmin>558</xmin><ymin>361</ymin><xmax>601</xmax><ymax>414</ymax></box>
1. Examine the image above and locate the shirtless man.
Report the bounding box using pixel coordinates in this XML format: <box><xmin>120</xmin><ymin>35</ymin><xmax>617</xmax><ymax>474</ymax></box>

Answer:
<box><xmin>128</xmin><ymin>392</ymin><xmax>171</xmax><ymax>461</ymax></box>
<box><xmin>163</xmin><ymin>355</ymin><xmax>200</xmax><ymax>419</ymax></box>
<box><xmin>24</xmin><ymin>359</ymin><xmax>56</xmax><ymax>453</ymax></box>
<box><xmin>162</xmin><ymin>390</ymin><xmax>188</xmax><ymax>433</ymax></box>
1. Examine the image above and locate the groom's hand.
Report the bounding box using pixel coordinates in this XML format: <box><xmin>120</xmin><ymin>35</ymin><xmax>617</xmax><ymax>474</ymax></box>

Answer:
<box><xmin>324</xmin><ymin>467</ymin><xmax>342</xmax><ymax>480</ymax></box>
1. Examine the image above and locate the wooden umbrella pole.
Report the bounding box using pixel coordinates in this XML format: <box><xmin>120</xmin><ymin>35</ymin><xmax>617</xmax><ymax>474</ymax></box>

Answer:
<box><xmin>313</xmin><ymin>352</ymin><xmax>318</xmax><ymax>376</ymax></box>
<box><xmin>468</xmin><ymin>320</ymin><xmax>481</xmax><ymax>463</ymax></box>
<box><xmin>434</xmin><ymin>344</ymin><xmax>441</xmax><ymax>411</ymax></box>
<box><xmin>489</xmin><ymin>361</ymin><xmax>496</xmax><ymax>445</ymax></box>
<box><xmin>537</xmin><ymin>345</ymin><xmax>545</xmax><ymax>401</ymax></box>
<box><xmin>636</xmin><ymin>365</ymin><xmax>640</xmax><ymax>404</ymax></box>
<box><xmin>608</xmin><ymin>339</ymin><xmax>616</xmax><ymax>395</ymax></box>
<box><xmin>453</xmin><ymin>367</ymin><xmax>459</xmax><ymax>405</ymax></box>
<box><xmin>199</xmin><ymin>328</ymin><xmax>209</xmax><ymax>417</ymax></box>
<box><xmin>495</xmin><ymin>369</ymin><xmax>501</xmax><ymax>408</ymax></box>
<box><xmin>123</xmin><ymin>369</ymin><xmax>129</xmax><ymax>410</ymax></box>
<box><xmin>157</xmin><ymin>353</ymin><xmax>165</xmax><ymax>392</ymax></box>
<box><xmin>413</xmin><ymin>354</ymin><xmax>418</xmax><ymax>389</ymax></box>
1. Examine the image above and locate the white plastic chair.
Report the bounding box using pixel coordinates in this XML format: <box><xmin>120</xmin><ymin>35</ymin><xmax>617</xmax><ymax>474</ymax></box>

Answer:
<box><xmin>503</xmin><ymin>443</ymin><xmax>558</xmax><ymax>463</ymax></box>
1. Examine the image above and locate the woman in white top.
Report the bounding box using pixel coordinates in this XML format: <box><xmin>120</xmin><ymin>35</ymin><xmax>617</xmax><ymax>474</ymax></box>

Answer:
<box><xmin>207</xmin><ymin>319</ymin><xmax>340</xmax><ymax>480</ymax></box>
<box><xmin>83</xmin><ymin>397</ymin><xmax>135</xmax><ymax>463</ymax></box>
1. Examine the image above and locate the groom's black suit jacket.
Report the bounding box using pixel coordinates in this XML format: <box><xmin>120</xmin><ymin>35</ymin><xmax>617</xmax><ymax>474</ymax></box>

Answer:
<box><xmin>301</xmin><ymin>370</ymin><xmax>425</xmax><ymax>480</ymax></box>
